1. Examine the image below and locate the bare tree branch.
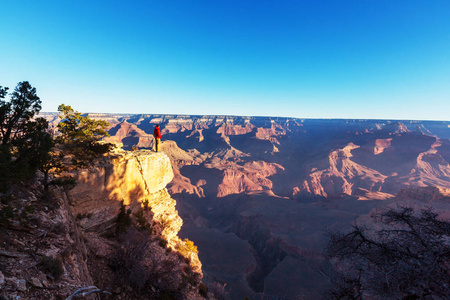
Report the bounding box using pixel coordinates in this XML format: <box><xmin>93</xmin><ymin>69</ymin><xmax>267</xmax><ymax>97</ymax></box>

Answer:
<box><xmin>65</xmin><ymin>286</ymin><xmax>111</xmax><ymax>300</ymax></box>
<box><xmin>325</xmin><ymin>207</ymin><xmax>450</xmax><ymax>299</ymax></box>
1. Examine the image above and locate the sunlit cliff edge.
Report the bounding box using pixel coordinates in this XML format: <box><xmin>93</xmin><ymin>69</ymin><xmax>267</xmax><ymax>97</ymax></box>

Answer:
<box><xmin>71</xmin><ymin>148</ymin><xmax>179</xmax><ymax>245</ymax></box>
<box><xmin>0</xmin><ymin>145</ymin><xmax>208</xmax><ymax>299</ymax></box>
<box><xmin>69</xmin><ymin>145</ymin><xmax>205</xmax><ymax>293</ymax></box>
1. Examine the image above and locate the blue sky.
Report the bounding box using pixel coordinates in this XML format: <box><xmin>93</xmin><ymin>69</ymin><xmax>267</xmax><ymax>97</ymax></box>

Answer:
<box><xmin>1</xmin><ymin>0</ymin><xmax>449</xmax><ymax>120</ymax></box>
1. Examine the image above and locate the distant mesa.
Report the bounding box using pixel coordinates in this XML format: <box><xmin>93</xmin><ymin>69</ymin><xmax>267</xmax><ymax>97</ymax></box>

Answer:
<box><xmin>380</xmin><ymin>121</ymin><xmax>410</xmax><ymax>134</ymax></box>
<box><xmin>65</xmin><ymin>113</ymin><xmax>450</xmax><ymax>202</ymax></box>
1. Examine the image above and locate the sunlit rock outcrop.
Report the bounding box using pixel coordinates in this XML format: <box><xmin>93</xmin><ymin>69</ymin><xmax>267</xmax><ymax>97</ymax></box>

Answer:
<box><xmin>68</xmin><ymin>148</ymin><xmax>202</xmax><ymax>274</ymax></box>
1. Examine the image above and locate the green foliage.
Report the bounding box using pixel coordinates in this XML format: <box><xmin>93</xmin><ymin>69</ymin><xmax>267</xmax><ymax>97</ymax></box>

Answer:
<box><xmin>0</xmin><ymin>83</ymin><xmax>114</xmax><ymax>197</ymax></box>
<box><xmin>0</xmin><ymin>81</ymin><xmax>41</xmax><ymax>145</ymax></box>
<box><xmin>176</xmin><ymin>238</ymin><xmax>198</xmax><ymax>260</ymax></box>
<box><xmin>39</xmin><ymin>255</ymin><xmax>64</xmax><ymax>279</ymax></box>
<box><xmin>134</xmin><ymin>208</ymin><xmax>152</xmax><ymax>232</ymax></box>
<box><xmin>38</xmin><ymin>104</ymin><xmax>114</xmax><ymax>192</ymax></box>
<box><xmin>13</xmin><ymin>117</ymin><xmax>53</xmax><ymax>179</ymax></box>
<box><xmin>183</xmin><ymin>238</ymin><xmax>198</xmax><ymax>254</ymax></box>
<box><xmin>0</xmin><ymin>145</ymin><xmax>12</xmax><ymax>192</ymax></box>
<box><xmin>0</xmin><ymin>86</ymin><xmax>8</xmax><ymax>99</ymax></box>
<box><xmin>0</xmin><ymin>82</ymin><xmax>52</xmax><ymax>192</ymax></box>
<box><xmin>116</xmin><ymin>200</ymin><xmax>132</xmax><ymax>235</ymax></box>
<box><xmin>40</xmin><ymin>151</ymin><xmax>65</xmax><ymax>190</ymax></box>
<box><xmin>57</xmin><ymin>104</ymin><xmax>111</xmax><ymax>162</ymax></box>
<box><xmin>41</xmin><ymin>104</ymin><xmax>113</xmax><ymax>189</ymax></box>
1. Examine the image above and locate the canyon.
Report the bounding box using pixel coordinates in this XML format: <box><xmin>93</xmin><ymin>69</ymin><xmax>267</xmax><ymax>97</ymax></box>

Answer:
<box><xmin>40</xmin><ymin>113</ymin><xmax>450</xmax><ymax>299</ymax></box>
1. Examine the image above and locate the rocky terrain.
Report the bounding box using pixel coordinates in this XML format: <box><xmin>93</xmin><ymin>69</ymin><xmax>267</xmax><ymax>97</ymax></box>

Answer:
<box><xmin>38</xmin><ymin>113</ymin><xmax>450</xmax><ymax>299</ymax></box>
<box><xmin>0</xmin><ymin>147</ymin><xmax>211</xmax><ymax>299</ymax></box>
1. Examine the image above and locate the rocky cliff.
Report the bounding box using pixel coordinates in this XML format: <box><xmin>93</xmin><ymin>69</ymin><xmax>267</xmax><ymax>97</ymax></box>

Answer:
<box><xmin>0</xmin><ymin>147</ymin><xmax>207</xmax><ymax>299</ymax></box>
<box><xmin>0</xmin><ymin>180</ymin><xmax>95</xmax><ymax>300</ymax></box>
<box><xmin>70</xmin><ymin>147</ymin><xmax>203</xmax><ymax>265</ymax></box>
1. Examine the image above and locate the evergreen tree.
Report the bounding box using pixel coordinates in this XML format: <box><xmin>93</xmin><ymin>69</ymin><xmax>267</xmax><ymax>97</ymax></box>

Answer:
<box><xmin>0</xmin><ymin>81</ymin><xmax>42</xmax><ymax>145</ymax></box>
<box><xmin>0</xmin><ymin>82</ymin><xmax>52</xmax><ymax>192</ymax></box>
<box><xmin>57</xmin><ymin>104</ymin><xmax>111</xmax><ymax>163</ymax></box>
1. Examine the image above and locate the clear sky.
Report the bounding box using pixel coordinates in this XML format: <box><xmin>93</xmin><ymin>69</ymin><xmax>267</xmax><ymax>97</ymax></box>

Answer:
<box><xmin>1</xmin><ymin>1</ymin><xmax>449</xmax><ymax>120</ymax></box>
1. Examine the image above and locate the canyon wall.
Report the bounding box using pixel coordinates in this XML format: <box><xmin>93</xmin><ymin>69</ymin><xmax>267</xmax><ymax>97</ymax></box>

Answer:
<box><xmin>35</xmin><ymin>113</ymin><xmax>450</xmax><ymax>299</ymax></box>
<box><xmin>0</xmin><ymin>147</ymin><xmax>206</xmax><ymax>299</ymax></box>
<box><xmin>68</xmin><ymin>147</ymin><xmax>203</xmax><ymax>274</ymax></box>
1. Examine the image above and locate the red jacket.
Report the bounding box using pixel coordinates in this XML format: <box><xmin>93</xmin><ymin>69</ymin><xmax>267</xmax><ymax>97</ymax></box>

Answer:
<box><xmin>154</xmin><ymin>126</ymin><xmax>161</xmax><ymax>139</ymax></box>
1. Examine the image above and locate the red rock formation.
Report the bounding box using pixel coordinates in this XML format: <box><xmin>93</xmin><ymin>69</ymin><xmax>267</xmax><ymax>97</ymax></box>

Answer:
<box><xmin>396</xmin><ymin>186</ymin><xmax>450</xmax><ymax>203</ymax></box>
<box><xmin>216</xmin><ymin>123</ymin><xmax>254</xmax><ymax>135</ymax></box>
<box><xmin>186</xmin><ymin>128</ymin><xmax>205</xmax><ymax>142</ymax></box>
<box><xmin>255</xmin><ymin>125</ymin><xmax>286</xmax><ymax>144</ymax></box>
<box><xmin>95</xmin><ymin>116</ymin><xmax>450</xmax><ymax>202</ymax></box>
<box><xmin>215</xmin><ymin>161</ymin><xmax>283</xmax><ymax>197</ymax></box>
<box><xmin>295</xmin><ymin>143</ymin><xmax>389</xmax><ymax>199</ymax></box>
<box><xmin>104</xmin><ymin>121</ymin><xmax>154</xmax><ymax>149</ymax></box>
<box><xmin>374</xmin><ymin>138</ymin><xmax>392</xmax><ymax>155</ymax></box>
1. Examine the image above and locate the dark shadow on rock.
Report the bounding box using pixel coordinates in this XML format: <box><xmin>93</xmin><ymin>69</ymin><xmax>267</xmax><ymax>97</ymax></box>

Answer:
<box><xmin>121</xmin><ymin>136</ymin><xmax>140</xmax><ymax>150</ymax></box>
<box><xmin>179</xmin><ymin>165</ymin><xmax>223</xmax><ymax>198</ymax></box>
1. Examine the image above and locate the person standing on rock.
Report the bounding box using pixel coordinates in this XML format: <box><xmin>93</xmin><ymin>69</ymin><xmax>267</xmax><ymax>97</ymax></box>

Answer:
<box><xmin>154</xmin><ymin>124</ymin><xmax>161</xmax><ymax>152</ymax></box>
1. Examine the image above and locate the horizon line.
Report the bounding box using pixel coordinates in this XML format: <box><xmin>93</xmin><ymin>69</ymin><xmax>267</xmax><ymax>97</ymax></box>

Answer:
<box><xmin>39</xmin><ymin>111</ymin><xmax>450</xmax><ymax>123</ymax></box>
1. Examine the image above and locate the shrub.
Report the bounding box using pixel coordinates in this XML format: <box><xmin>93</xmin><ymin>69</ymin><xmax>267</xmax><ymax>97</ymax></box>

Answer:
<box><xmin>90</xmin><ymin>141</ymin><xmax>114</xmax><ymax>155</ymax></box>
<box><xmin>115</xmin><ymin>200</ymin><xmax>131</xmax><ymax>235</ymax></box>
<box><xmin>110</xmin><ymin>229</ymin><xmax>182</xmax><ymax>297</ymax></box>
<box><xmin>199</xmin><ymin>282</ymin><xmax>208</xmax><ymax>298</ymax></box>
<box><xmin>134</xmin><ymin>208</ymin><xmax>151</xmax><ymax>232</ymax></box>
<box><xmin>50</xmin><ymin>177</ymin><xmax>77</xmax><ymax>189</ymax></box>
<box><xmin>208</xmin><ymin>282</ymin><xmax>228</xmax><ymax>300</ymax></box>
<box><xmin>142</xmin><ymin>199</ymin><xmax>150</xmax><ymax>211</ymax></box>
<box><xmin>56</xmin><ymin>104</ymin><xmax>110</xmax><ymax>160</ymax></box>
<box><xmin>39</xmin><ymin>255</ymin><xmax>64</xmax><ymax>279</ymax></box>
<box><xmin>176</xmin><ymin>238</ymin><xmax>198</xmax><ymax>260</ymax></box>
<box><xmin>183</xmin><ymin>239</ymin><xmax>198</xmax><ymax>254</ymax></box>
<box><xmin>159</xmin><ymin>238</ymin><xmax>168</xmax><ymax>248</ymax></box>
<box><xmin>159</xmin><ymin>216</ymin><xmax>173</xmax><ymax>231</ymax></box>
<box><xmin>0</xmin><ymin>205</ymin><xmax>15</xmax><ymax>225</ymax></box>
<box><xmin>182</xmin><ymin>273</ymin><xmax>198</xmax><ymax>287</ymax></box>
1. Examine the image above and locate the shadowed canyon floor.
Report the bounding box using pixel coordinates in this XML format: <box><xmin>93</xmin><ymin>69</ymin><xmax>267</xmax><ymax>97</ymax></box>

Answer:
<box><xmin>41</xmin><ymin>113</ymin><xmax>450</xmax><ymax>299</ymax></box>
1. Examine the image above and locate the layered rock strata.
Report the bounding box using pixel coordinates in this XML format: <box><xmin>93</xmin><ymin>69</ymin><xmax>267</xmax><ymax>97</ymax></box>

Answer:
<box><xmin>68</xmin><ymin>148</ymin><xmax>202</xmax><ymax>272</ymax></box>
